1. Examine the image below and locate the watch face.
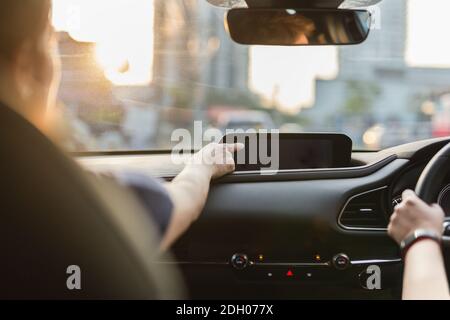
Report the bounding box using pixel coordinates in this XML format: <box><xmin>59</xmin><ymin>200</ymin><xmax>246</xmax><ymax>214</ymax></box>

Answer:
<box><xmin>400</xmin><ymin>239</ymin><xmax>408</xmax><ymax>251</ymax></box>
<box><xmin>401</xmin><ymin>232</ymin><xmax>416</xmax><ymax>249</ymax></box>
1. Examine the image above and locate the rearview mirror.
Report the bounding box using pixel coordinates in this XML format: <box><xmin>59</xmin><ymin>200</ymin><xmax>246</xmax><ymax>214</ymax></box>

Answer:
<box><xmin>226</xmin><ymin>8</ymin><xmax>371</xmax><ymax>46</ymax></box>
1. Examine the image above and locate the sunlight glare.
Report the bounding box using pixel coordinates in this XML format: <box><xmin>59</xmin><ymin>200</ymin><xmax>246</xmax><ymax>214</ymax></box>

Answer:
<box><xmin>406</xmin><ymin>0</ymin><xmax>450</xmax><ymax>67</ymax></box>
<box><xmin>250</xmin><ymin>46</ymin><xmax>338</xmax><ymax>112</ymax></box>
<box><xmin>52</xmin><ymin>0</ymin><xmax>154</xmax><ymax>85</ymax></box>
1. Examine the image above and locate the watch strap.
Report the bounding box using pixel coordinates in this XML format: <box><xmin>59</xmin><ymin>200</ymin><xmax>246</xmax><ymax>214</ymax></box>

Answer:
<box><xmin>400</xmin><ymin>229</ymin><xmax>441</xmax><ymax>259</ymax></box>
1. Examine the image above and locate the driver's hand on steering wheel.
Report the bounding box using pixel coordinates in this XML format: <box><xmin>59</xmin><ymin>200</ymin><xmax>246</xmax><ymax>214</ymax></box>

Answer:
<box><xmin>388</xmin><ymin>189</ymin><xmax>445</xmax><ymax>244</ymax></box>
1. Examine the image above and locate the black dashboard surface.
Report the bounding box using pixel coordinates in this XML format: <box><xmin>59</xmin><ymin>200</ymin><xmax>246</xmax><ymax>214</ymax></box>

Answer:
<box><xmin>78</xmin><ymin>137</ymin><xmax>450</xmax><ymax>299</ymax></box>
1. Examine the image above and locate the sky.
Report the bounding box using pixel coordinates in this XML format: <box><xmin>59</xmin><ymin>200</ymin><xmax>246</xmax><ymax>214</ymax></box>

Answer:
<box><xmin>406</xmin><ymin>0</ymin><xmax>450</xmax><ymax>67</ymax></box>
<box><xmin>52</xmin><ymin>0</ymin><xmax>450</xmax><ymax>112</ymax></box>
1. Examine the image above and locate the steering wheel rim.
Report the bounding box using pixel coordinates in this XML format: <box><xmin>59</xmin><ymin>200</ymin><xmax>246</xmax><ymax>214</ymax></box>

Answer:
<box><xmin>415</xmin><ymin>142</ymin><xmax>450</xmax><ymax>204</ymax></box>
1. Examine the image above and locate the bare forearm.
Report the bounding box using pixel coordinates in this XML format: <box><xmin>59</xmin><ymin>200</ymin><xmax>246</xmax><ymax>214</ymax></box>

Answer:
<box><xmin>403</xmin><ymin>239</ymin><xmax>450</xmax><ymax>300</ymax></box>
<box><xmin>168</xmin><ymin>165</ymin><xmax>212</xmax><ymax>219</ymax></box>
<box><xmin>160</xmin><ymin>164</ymin><xmax>212</xmax><ymax>250</ymax></box>
<box><xmin>158</xmin><ymin>143</ymin><xmax>241</xmax><ymax>250</ymax></box>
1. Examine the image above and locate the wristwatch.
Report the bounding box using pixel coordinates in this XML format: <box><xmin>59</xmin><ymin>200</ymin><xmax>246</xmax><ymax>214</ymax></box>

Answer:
<box><xmin>400</xmin><ymin>229</ymin><xmax>441</xmax><ymax>259</ymax></box>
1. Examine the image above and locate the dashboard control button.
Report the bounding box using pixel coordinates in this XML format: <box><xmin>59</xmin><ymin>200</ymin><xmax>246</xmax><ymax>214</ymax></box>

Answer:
<box><xmin>332</xmin><ymin>253</ymin><xmax>350</xmax><ymax>270</ymax></box>
<box><xmin>231</xmin><ymin>253</ymin><xmax>249</xmax><ymax>270</ymax></box>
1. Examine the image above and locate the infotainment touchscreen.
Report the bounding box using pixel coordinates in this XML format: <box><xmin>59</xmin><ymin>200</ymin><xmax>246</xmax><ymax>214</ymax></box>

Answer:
<box><xmin>221</xmin><ymin>133</ymin><xmax>352</xmax><ymax>171</ymax></box>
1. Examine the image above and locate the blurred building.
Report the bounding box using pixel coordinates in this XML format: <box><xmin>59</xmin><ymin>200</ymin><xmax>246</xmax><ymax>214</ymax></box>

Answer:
<box><xmin>306</xmin><ymin>0</ymin><xmax>450</xmax><ymax>147</ymax></box>
<box><xmin>152</xmin><ymin>0</ymin><xmax>250</xmax><ymax>109</ymax></box>
<box><xmin>58</xmin><ymin>32</ymin><xmax>114</xmax><ymax>109</ymax></box>
<box><xmin>58</xmin><ymin>0</ymin><xmax>252</xmax><ymax>150</ymax></box>
<box><xmin>58</xmin><ymin>32</ymin><xmax>157</xmax><ymax>150</ymax></box>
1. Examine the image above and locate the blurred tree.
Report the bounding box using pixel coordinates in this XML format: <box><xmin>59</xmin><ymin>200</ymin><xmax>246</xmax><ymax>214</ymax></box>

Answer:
<box><xmin>342</xmin><ymin>80</ymin><xmax>380</xmax><ymax>116</ymax></box>
<box><xmin>169</xmin><ymin>85</ymin><xmax>263</xmax><ymax>110</ymax></box>
<box><xmin>205</xmin><ymin>88</ymin><xmax>262</xmax><ymax>110</ymax></box>
<box><xmin>170</xmin><ymin>85</ymin><xmax>195</xmax><ymax>109</ymax></box>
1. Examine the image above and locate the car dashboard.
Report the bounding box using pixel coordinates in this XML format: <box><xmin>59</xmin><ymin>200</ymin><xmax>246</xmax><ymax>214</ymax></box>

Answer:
<box><xmin>78</xmin><ymin>137</ymin><xmax>450</xmax><ymax>299</ymax></box>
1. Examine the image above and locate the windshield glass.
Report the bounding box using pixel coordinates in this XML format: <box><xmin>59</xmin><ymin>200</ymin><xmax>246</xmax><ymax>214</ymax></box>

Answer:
<box><xmin>53</xmin><ymin>0</ymin><xmax>449</xmax><ymax>151</ymax></box>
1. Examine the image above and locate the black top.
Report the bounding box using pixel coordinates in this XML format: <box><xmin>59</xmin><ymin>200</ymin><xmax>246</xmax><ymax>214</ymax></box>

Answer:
<box><xmin>114</xmin><ymin>171</ymin><xmax>174</xmax><ymax>236</ymax></box>
<box><xmin>0</xmin><ymin>101</ymin><xmax>175</xmax><ymax>298</ymax></box>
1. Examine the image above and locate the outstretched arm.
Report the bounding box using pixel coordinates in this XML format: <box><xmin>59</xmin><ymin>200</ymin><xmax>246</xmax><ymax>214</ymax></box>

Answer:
<box><xmin>160</xmin><ymin>143</ymin><xmax>243</xmax><ymax>250</ymax></box>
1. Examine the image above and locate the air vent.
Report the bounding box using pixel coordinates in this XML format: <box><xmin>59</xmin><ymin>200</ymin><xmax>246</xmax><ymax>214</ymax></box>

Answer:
<box><xmin>338</xmin><ymin>187</ymin><xmax>389</xmax><ymax>230</ymax></box>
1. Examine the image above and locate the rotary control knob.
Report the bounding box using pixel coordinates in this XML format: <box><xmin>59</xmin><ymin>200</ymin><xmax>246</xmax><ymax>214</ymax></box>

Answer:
<box><xmin>332</xmin><ymin>253</ymin><xmax>350</xmax><ymax>270</ymax></box>
<box><xmin>231</xmin><ymin>253</ymin><xmax>249</xmax><ymax>270</ymax></box>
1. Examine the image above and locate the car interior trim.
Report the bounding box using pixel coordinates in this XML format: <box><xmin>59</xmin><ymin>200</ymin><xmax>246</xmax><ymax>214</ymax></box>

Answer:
<box><xmin>337</xmin><ymin>186</ymin><xmax>389</xmax><ymax>232</ymax></box>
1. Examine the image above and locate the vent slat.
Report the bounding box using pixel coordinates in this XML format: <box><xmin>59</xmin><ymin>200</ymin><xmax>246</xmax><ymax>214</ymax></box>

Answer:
<box><xmin>340</xmin><ymin>188</ymin><xmax>388</xmax><ymax>229</ymax></box>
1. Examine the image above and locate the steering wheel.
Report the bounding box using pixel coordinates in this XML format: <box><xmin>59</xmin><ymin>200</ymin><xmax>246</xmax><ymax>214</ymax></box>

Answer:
<box><xmin>416</xmin><ymin>142</ymin><xmax>450</xmax><ymax>204</ymax></box>
<box><xmin>415</xmin><ymin>142</ymin><xmax>450</xmax><ymax>244</ymax></box>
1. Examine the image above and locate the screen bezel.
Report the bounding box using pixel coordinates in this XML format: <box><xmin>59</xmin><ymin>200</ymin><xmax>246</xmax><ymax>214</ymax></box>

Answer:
<box><xmin>221</xmin><ymin>133</ymin><xmax>352</xmax><ymax>171</ymax></box>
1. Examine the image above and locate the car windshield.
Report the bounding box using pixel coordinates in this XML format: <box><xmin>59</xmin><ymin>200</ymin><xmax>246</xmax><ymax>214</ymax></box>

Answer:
<box><xmin>53</xmin><ymin>0</ymin><xmax>449</xmax><ymax>151</ymax></box>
